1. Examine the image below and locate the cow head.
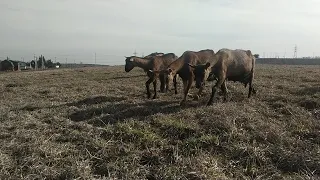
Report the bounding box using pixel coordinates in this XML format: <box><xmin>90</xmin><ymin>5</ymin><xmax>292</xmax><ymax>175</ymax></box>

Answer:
<box><xmin>124</xmin><ymin>56</ymin><xmax>136</xmax><ymax>72</ymax></box>
<box><xmin>188</xmin><ymin>62</ymin><xmax>211</xmax><ymax>89</ymax></box>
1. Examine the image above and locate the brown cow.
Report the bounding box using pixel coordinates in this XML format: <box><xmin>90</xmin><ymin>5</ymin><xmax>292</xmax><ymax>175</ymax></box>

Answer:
<box><xmin>124</xmin><ymin>53</ymin><xmax>178</xmax><ymax>99</ymax></box>
<box><xmin>150</xmin><ymin>49</ymin><xmax>215</xmax><ymax>106</ymax></box>
<box><xmin>189</xmin><ymin>48</ymin><xmax>257</xmax><ymax>106</ymax></box>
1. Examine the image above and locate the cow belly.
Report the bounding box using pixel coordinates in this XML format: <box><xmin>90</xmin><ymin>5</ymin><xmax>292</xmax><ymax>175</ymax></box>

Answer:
<box><xmin>226</xmin><ymin>72</ymin><xmax>251</xmax><ymax>83</ymax></box>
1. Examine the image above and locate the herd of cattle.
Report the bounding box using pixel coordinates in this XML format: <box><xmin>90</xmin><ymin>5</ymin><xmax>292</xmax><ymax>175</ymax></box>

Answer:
<box><xmin>124</xmin><ymin>48</ymin><xmax>257</xmax><ymax>106</ymax></box>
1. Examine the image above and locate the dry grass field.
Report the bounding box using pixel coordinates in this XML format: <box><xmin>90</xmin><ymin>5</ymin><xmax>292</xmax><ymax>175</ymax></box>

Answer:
<box><xmin>0</xmin><ymin>64</ymin><xmax>319</xmax><ymax>179</ymax></box>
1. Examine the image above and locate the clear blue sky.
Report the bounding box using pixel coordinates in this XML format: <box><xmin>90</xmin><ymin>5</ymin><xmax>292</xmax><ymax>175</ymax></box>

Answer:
<box><xmin>1</xmin><ymin>0</ymin><xmax>320</xmax><ymax>65</ymax></box>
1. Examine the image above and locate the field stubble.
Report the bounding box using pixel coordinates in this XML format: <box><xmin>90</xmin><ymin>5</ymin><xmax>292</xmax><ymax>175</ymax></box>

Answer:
<box><xmin>0</xmin><ymin>64</ymin><xmax>319</xmax><ymax>179</ymax></box>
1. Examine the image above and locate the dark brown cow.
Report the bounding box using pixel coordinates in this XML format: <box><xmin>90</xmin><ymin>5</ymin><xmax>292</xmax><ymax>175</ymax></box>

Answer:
<box><xmin>125</xmin><ymin>53</ymin><xmax>178</xmax><ymax>99</ymax></box>
<box><xmin>189</xmin><ymin>48</ymin><xmax>257</xmax><ymax>106</ymax></box>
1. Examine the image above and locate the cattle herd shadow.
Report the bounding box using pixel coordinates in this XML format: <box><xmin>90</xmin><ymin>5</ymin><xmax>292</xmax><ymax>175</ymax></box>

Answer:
<box><xmin>69</xmin><ymin>100</ymin><xmax>176</xmax><ymax>126</ymax></box>
<box><xmin>66</xmin><ymin>96</ymin><xmax>127</xmax><ymax>107</ymax></box>
<box><xmin>68</xmin><ymin>97</ymin><xmax>203</xmax><ymax>126</ymax></box>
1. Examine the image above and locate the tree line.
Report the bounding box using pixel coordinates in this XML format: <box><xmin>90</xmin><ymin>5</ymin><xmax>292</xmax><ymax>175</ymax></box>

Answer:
<box><xmin>26</xmin><ymin>55</ymin><xmax>61</xmax><ymax>69</ymax></box>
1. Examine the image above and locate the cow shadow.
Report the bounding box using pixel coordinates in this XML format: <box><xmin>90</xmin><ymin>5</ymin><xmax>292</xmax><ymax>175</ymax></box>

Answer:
<box><xmin>66</xmin><ymin>96</ymin><xmax>127</xmax><ymax>107</ymax></box>
<box><xmin>68</xmin><ymin>98</ymin><xmax>201</xmax><ymax>127</ymax></box>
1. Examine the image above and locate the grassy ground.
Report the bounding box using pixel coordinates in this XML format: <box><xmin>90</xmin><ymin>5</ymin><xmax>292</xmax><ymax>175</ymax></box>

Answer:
<box><xmin>0</xmin><ymin>64</ymin><xmax>319</xmax><ymax>179</ymax></box>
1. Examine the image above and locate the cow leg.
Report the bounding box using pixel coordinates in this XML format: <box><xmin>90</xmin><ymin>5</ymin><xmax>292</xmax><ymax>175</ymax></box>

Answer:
<box><xmin>174</xmin><ymin>75</ymin><xmax>178</xmax><ymax>94</ymax></box>
<box><xmin>152</xmin><ymin>76</ymin><xmax>158</xmax><ymax>99</ymax></box>
<box><xmin>221</xmin><ymin>80</ymin><xmax>228</xmax><ymax>102</ymax></box>
<box><xmin>159</xmin><ymin>74</ymin><xmax>165</xmax><ymax>93</ymax></box>
<box><xmin>194</xmin><ymin>84</ymin><xmax>204</xmax><ymax>101</ymax></box>
<box><xmin>180</xmin><ymin>79</ymin><xmax>190</xmax><ymax>106</ymax></box>
<box><xmin>248</xmin><ymin>73</ymin><xmax>255</xmax><ymax>98</ymax></box>
<box><xmin>145</xmin><ymin>76</ymin><xmax>154</xmax><ymax>99</ymax></box>
<box><xmin>183</xmin><ymin>76</ymin><xmax>194</xmax><ymax>105</ymax></box>
<box><xmin>165</xmin><ymin>76</ymin><xmax>169</xmax><ymax>93</ymax></box>
<box><xmin>207</xmin><ymin>75</ymin><xmax>226</xmax><ymax>106</ymax></box>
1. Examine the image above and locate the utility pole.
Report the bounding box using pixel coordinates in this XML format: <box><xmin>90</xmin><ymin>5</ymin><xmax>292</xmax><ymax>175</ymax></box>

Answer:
<box><xmin>34</xmin><ymin>54</ymin><xmax>37</xmax><ymax>70</ymax></box>
<box><xmin>42</xmin><ymin>55</ymin><xmax>45</xmax><ymax>70</ymax></box>
<box><xmin>66</xmin><ymin>58</ymin><xmax>68</xmax><ymax>68</ymax></box>
<box><xmin>95</xmin><ymin>52</ymin><xmax>96</xmax><ymax>65</ymax></box>
<box><xmin>54</xmin><ymin>57</ymin><xmax>56</xmax><ymax>63</ymax></box>
<box><xmin>293</xmin><ymin>45</ymin><xmax>297</xmax><ymax>58</ymax></box>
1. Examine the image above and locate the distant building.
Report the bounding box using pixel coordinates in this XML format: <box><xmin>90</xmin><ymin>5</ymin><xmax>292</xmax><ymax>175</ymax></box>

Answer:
<box><xmin>0</xmin><ymin>60</ymin><xmax>14</xmax><ymax>71</ymax></box>
<box><xmin>0</xmin><ymin>60</ymin><xmax>29</xmax><ymax>71</ymax></box>
<box><xmin>10</xmin><ymin>60</ymin><xmax>28</xmax><ymax>71</ymax></box>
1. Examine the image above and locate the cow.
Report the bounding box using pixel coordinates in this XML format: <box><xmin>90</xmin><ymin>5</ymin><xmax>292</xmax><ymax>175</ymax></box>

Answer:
<box><xmin>124</xmin><ymin>53</ymin><xmax>178</xmax><ymax>99</ymax></box>
<box><xmin>188</xmin><ymin>48</ymin><xmax>257</xmax><ymax>106</ymax></box>
<box><xmin>150</xmin><ymin>49</ymin><xmax>215</xmax><ymax>106</ymax></box>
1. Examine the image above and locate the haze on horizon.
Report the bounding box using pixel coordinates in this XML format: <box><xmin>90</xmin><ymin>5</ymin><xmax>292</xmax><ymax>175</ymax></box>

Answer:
<box><xmin>1</xmin><ymin>0</ymin><xmax>320</xmax><ymax>65</ymax></box>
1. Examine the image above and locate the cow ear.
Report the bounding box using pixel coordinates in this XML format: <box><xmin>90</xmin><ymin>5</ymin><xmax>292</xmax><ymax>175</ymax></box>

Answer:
<box><xmin>188</xmin><ymin>63</ymin><xmax>196</xmax><ymax>68</ymax></box>
<box><xmin>205</xmin><ymin>62</ymin><xmax>211</xmax><ymax>69</ymax></box>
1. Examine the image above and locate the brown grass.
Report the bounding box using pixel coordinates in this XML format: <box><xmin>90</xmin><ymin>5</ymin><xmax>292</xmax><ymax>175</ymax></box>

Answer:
<box><xmin>0</xmin><ymin>64</ymin><xmax>319</xmax><ymax>179</ymax></box>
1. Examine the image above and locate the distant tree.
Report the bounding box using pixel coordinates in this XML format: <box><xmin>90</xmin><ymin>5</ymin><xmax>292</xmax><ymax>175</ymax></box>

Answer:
<box><xmin>46</xmin><ymin>60</ymin><xmax>55</xmax><ymax>68</ymax></box>
<box><xmin>253</xmin><ymin>54</ymin><xmax>260</xmax><ymax>59</ymax></box>
<box><xmin>37</xmin><ymin>55</ymin><xmax>47</xmax><ymax>68</ymax></box>
<box><xmin>30</xmin><ymin>60</ymin><xmax>36</xmax><ymax>69</ymax></box>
